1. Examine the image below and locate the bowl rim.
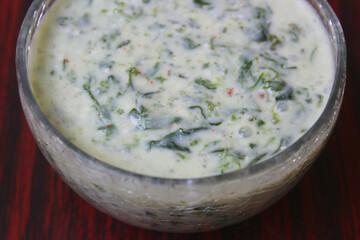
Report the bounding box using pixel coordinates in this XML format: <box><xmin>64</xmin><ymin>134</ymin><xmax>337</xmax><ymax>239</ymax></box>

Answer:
<box><xmin>16</xmin><ymin>0</ymin><xmax>347</xmax><ymax>185</ymax></box>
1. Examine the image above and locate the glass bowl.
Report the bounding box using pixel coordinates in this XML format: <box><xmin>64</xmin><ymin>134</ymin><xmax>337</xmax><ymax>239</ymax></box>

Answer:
<box><xmin>16</xmin><ymin>0</ymin><xmax>346</xmax><ymax>233</ymax></box>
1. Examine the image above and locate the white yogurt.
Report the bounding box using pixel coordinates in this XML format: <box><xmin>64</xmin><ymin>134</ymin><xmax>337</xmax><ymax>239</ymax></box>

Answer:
<box><xmin>29</xmin><ymin>0</ymin><xmax>334</xmax><ymax>178</ymax></box>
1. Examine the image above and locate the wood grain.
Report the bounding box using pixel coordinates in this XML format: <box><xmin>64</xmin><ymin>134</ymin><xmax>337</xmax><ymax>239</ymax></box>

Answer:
<box><xmin>0</xmin><ymin>0</ymin><xmax>359</xmax><ymax>239</ymax></box>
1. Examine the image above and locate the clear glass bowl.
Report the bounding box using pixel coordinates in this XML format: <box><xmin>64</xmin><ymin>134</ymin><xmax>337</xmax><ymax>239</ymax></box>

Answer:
<box><xmin>16</xmin><ymin>0</ymin><xmax>346</xmax><ymax>233</ymax></box>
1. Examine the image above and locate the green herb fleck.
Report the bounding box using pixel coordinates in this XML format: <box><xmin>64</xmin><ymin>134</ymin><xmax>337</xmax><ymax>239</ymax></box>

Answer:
<box><xmin>190</xmin><ymin>139</ymin><xmax>200</xmax><ymax>146</ymax></box>
<box><xmin>210</xmin><ymin>37</ymin><xmax>215</xmax><ymax>50</ymax></box>
<box><xmin>317</xmin><ymin>94</ymin><xmax>324</xmax><ymax>107</ymax></box>
<box><xmin>206</xmin><ymin>101</ymin><xmax>216</xmax><ymax>112</ymax></box>
<box><xmin>62</xmin><ymin>59</ymin><xmax>68</xmax><ymax>71</ymax></box>
<box><xmin>203</xmin><ymin>63</ymin><xmax>210</xmax><ymax>69</ymax></box>
<box><xmin>92</xmin><ymin>183</ymin><xmax>105</xmax><ymax>192</ymax></box>
<box><xmin>310</xmin><ymin>47</ymin><xmax>318</xmax><ymax>62</ymax></box>
<box><xmin>177</xmin><ymin>153</ymin><xmax>186</xmax><ymax>160</ymax></box>
<box><xmin>155</xmin><ymin>76</ymin><xmax>166</xmax><ymax>83</ymax></box>
<box><xmin>100</xmin><ymin>80</ymin><xmax>110</xmax><ymax>89</ymax></box>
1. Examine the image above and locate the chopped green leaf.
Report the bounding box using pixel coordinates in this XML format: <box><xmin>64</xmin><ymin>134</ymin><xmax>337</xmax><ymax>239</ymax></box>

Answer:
<box><xmin>269</xmin><ymin>34</ymin><xmax>282</xmax><ymax>51</ymax></box>
<box><xmin>195</xmin><ymin>78</ymin><xmax>217</xmax><ymax>90</ymax></box>
<box><xmin>249</xmin><ymin>153</ymin><xmax>267</xmax><ymax>165</ymax></box>
<box><xmin>251</xmin><ymin>73</ymin><xmax>264</xmax><ymax>89</ymax></box>
<box><xmin>203</xmin><ymin>63</ymin><xmax>210</xmax><ymax>69</ymax></box>
<box><xmin>148</xmin><ymin>62</ymin><xmax>160</xmax><ymax>77</ymax></box>
<box><xmin>272</xmin><ymin>139</ymin><xmax>284</xmax><ymax>154</ymax></box>
<box><xmin>149</xmin><ymin>128</ymin><xmax>208</xmax><ymax>152</ymax></box>
<box><xmin>183</xmin><ymin>37</ymin><xmax>201</xmax><ymax>50</ymax></box>
<box><xmin>117</xmin><ymin>40</ymin><xmax>131</xmax><ymax>48</ymax></box>
<box><xmin>238</xmin><ymin>60</ymin><xmax>253</xmax><ymax>82</ymax></box>
<box><xmin>189</xmin><ymin>105</ymin><xmax>206</xmax><ymax>119</ymax></box>
<box><xmin>98</xmin><ymin>124</ymin><xmax>116</xmax><ymax>138</ymax></box>
<box><xmin>275</xmin><ymin>87</ymin><xmax>294</xmax><ymax>101</ymax></box>
<box><xmin>62</xmin><ymin>59</ymin><xmax>68</xmax><ymax>71</ymax></box>
<box><xmin>288</xmin><ymin>23</ymin><xmax>301</xmax><ymax>42</ymax></box>
<box><xmin>257</xmin><ymin>119</ymin><xmax>266</xmax><ymax>127</ymax></box>
<box><xmin>83</xmin><ymin>83</ymin><xmax>99</xmax><ymax>106</ymax></box>
<box><xmin>193</xmin><ymin>0</ymin><xmax>210</xmax><ymax>7</ymax></box>
<box><xmin>264</xmin><ymin>80</ymin><xmax>286</xmax><ymax>92</ymax></box>
<box><xmin>126</xmin><ymin>66</ymin><xmax>140</xmax><ymax>89</ymax></box>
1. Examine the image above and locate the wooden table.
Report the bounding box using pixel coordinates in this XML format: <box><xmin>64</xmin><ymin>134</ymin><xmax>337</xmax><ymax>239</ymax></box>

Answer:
<box><xmin>1</xmin><ymin>0</ymin><xmax>359</xmax><ymax>239</ymax></box>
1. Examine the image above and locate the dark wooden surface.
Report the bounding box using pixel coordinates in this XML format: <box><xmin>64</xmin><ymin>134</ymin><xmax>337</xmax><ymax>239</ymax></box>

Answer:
<box><xmin>1</xmin><ymin>0</ymin><xmax>359</xmax><ymax>239</ymax></box>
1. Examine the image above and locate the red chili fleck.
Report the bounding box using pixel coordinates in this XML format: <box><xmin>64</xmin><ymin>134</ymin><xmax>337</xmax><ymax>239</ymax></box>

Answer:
<box><xmin>65</xmin><ymin>59</ymin><xmax>69</xmax><ymax>63</ymax></box>
<box><xmin>259</xmin><ymin>92</ymin><xmax>265</xmax><ymax>98</ymax></box>
<box><xmin>107</xmin><ymin>125</ymin><xmax>111</xmax><ymax>129</ymax></box>
<box><xmin>123</xmin><ymin>48</ymin><xmax>127</xmax><ymax>50</ymax></box>
<box><xmin>150</xmin><ymin>81</ymin><xmax>154</xmax><ymax>84</ymax></box>
<box><xmin>227</xmin><ymin>88</ymin><xmax>234</xmax><ymax>96</ymax></box>
<box><xmin>168</xmin><ymin>70</ymin><xmax>171</xmax><ymax>74</ymax></box>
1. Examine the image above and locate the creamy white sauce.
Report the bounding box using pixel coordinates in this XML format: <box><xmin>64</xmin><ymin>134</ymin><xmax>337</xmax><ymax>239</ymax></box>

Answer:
<box><xmin>29</xmin><ymin>0</ymin><xmax>334</xmax><ymax>178</ymax></box>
